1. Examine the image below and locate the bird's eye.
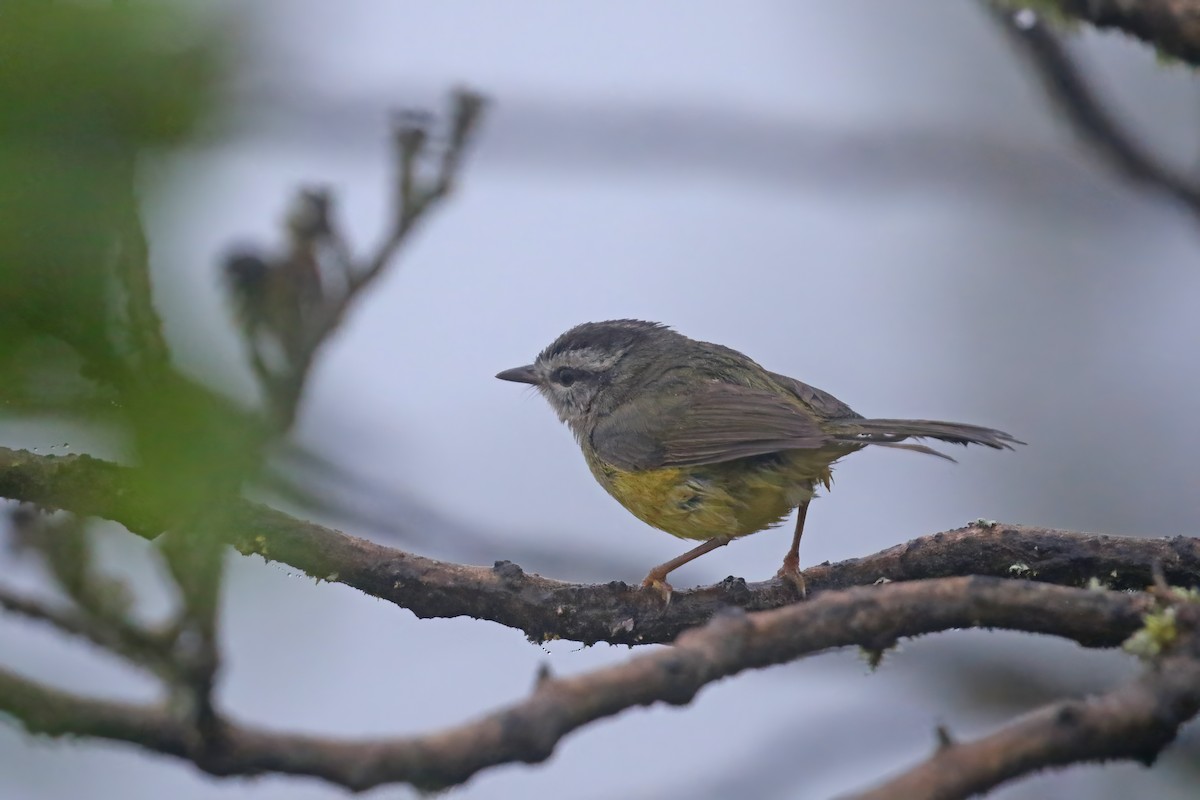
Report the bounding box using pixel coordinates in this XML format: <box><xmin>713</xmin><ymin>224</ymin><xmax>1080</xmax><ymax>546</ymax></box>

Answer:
<box><xmin>552</xmin><ymin>367</ymin><xmax>581</xmax><ymax>387</ymax></box>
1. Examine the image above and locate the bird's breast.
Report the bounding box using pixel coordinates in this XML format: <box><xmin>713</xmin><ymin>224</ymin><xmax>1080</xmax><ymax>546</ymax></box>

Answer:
<box><xmin>582</xmin><ymin>449</ymin><xmax>835</xmax><ymax>541</ymax></box>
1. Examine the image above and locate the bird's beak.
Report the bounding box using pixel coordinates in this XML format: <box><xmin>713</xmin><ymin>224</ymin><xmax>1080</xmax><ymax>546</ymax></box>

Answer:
<box><xmin>495</xmin><ymin>364</ymin><xmax>539</xmax><ymax>385</ymax></box>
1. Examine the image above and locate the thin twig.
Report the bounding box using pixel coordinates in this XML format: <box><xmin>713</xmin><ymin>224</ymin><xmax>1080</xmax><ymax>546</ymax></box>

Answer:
<box><xmin>988</xmin><ymin>2</ymin><xmax>1200</xmax><ymax>219</ymax></box>
<box><xmin>0</xmin><ymin>586</ymin><xmax>189</xmax><ymax>693</ymax></box>
<box><xmin>0</xmin><ymin>586</ymin><xmax>173</xmax><ymax>670</ymax></box>
<box><xmin>228</xmin><ymin>89</ymin><xmax>486</xmax><ymax>430</ymax></box>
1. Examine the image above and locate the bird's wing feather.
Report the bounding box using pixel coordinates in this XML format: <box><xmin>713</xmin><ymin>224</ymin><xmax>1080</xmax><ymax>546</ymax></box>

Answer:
<box><xmin>590</xmin><ymin>381</ymin><xmax>832</xmax><ymax>471</ymax></box>
<box><xmin>766</xmin><ymin>370</ymin><xmax>862</xmax><ymax>421</ymax></box>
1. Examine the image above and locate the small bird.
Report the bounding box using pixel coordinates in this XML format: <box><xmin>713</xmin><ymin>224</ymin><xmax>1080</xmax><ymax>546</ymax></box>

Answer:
<box><xmin>497</xmin><ymin>320</ymin><xmax>1020</xmax><ymax>599</ymax></box>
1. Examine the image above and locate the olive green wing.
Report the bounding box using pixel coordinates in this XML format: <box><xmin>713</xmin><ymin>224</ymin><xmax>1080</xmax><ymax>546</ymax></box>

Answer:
<box><xmin>766</xmin><ymin>370</ymin><xmax>862</xmax><ymax>421</ymax></box>
<box><xmin>589</xmin><ymin>382</ymin><xmax>833</xmax><ymax>471</ymax></box>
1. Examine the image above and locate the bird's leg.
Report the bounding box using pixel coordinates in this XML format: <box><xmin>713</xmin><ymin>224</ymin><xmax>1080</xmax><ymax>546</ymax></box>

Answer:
<box><xmin>776</xmin><ymin>500</ymin><xmax>810</xmax><ymax>597</ymax></box>
<box><xmin>641</xmin><ymin>534</ymin><xmax>733</xmax><ymax>604</ymax></box>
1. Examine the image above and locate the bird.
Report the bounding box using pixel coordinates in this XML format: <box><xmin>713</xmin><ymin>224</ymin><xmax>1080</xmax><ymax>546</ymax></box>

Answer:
<box><xmin>496</xmin><ymin>320</ymin><xmax>1021</xmax><ymax>599</ymax></box>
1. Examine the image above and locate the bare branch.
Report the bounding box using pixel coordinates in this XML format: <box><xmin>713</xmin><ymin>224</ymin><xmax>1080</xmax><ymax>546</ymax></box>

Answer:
<box><xmin>1010</xmin><ymin>0</ymin><xmax>1200</xmax><ymax>67</ymax></box>
<box><xmin>0</xmin><ymin>667</ymin><xmax>187</xmax><ymax>753</ymax></box>
<box><xmin>847</xmin><ymin>619</ymin><xmax>1200</xmax><ymax>799</ymax></box>
<box><xmin>2</xmin><ymin>447</ymin><xmax>1198</xmax><ymax>646</ymax></box>
<box><xmin>988</xmin><ymin>3</ymin><xmax>1200</xmax><ymax>220</ymax></box>
<box><xmin>225</xmin><ymin>89</ymin><xmax>487</xmax><ymax>429</ymax></box>
<box><xmin>325</xmin><ymin>90</ymin><xmax>486</xmax><ymax>332</ymax></box>
<box><xmin>0</xmin><ymin>578</ymin><xmax>1163</xmax><ymax>793</ymax></box>
<box><xmin>0</xmin><ymin>585</ymin><xmax>172</xmax><ymax>672</ymax></box>
<box><xmin>361</xmin><ymin>90</ymin><xmax>485</xmax><ymax>284</ymax></box>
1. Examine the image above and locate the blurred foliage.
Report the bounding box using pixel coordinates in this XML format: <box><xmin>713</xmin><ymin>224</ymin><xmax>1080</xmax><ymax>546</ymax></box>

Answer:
<box><xmin>0</xmin><ymin>1</ymin><xmax>267</xmax><ymax>528</ymax></box>
<box><xmin>0</xmin><ymin>0</ymin><xmax>217</xmax><ymax>374</ymax></box>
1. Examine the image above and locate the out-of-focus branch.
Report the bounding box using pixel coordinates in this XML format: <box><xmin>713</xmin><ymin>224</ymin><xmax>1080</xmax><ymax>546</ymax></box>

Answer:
<box><xmin>357</xmin><ymin>91</ymin><xmax>485</xmax><ymax>294</ymax></box>
<box><xmin>1</xmin><ymin>508</ymin><xmax>218</xmax><ymax>703</ymax></box>
<box><xmin>2</xmin><ymin>446</ymin><xmax>1196</xmax><ymax>646</ymax></box>
<box><xmin>0</xmin><ymin>585</ymin><xmax>176</xmax><ymax>677</ymax></box>
<box><xmin>0</xmin><ymin>577</ymin><xmax>1164</xmax><ymax>792</ymax></box>
<box><xmin>989</xmin><ymin>3</ymin><xmax>1200</xmax><ymax>220</ymax></box>
<box><xmin>847</xmin><ymin>601</ymin><xmax>1200</xmax><ymax>800</ymax></box>
<box><xmin>225</xmin><ymin>89</ymin><xmax>486</xmax><ymax>429</ymax></box>
<box><xmin>1005</xmin><ymin>0</ymin><xmax>1200</xmax><ymax>67</ymax></box>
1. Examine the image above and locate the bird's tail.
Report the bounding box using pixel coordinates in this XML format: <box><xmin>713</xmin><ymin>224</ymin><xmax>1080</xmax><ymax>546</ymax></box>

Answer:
<box><xmin>826</xmin><ymin>418</ymin><xmax>1023</xmax><ymax>462</ymax></box>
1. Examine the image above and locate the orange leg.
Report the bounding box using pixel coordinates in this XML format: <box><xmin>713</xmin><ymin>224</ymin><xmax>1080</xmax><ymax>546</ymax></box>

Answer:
<box><xmin>641</xmin><ymin>534</ymin><xmax>733</xmax><ymax>603</ymax></box>
<box><xmin>776</xmin><ymin>500</ymin><xmax>810</xmax><ymax>597</ymax></box>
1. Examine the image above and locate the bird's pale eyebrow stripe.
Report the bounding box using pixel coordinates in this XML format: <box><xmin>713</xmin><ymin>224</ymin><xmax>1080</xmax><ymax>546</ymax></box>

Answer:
<box><xmin>545</xmin><ymin>347</ymin><xmax>623</xmax><ymax>372</ymax></box>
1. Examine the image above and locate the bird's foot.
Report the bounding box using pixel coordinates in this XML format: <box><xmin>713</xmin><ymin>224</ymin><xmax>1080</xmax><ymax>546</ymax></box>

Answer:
<box><xmin>776</xmin><ymin>555</ymin><xmax>807</xmax><ymax>599</ymax></box>
<box><xmin>639</xmin><ymin>572</ymin><xmax>674</xmax><ymax>606</ymax></box>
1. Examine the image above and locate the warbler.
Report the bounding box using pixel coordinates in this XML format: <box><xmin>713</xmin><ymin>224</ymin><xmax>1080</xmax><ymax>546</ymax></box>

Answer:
<box><xmin>497</xmin><ymin>320</ymin><xmax>1020</xmax><ymax>598</ymax></box>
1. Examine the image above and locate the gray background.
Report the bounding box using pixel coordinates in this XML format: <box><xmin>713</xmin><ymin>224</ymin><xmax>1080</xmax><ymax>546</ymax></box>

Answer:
<box><xmin>2</xmin><ymin>1</ymin><xmax>1199</xmax><ymax>798</ymax></box>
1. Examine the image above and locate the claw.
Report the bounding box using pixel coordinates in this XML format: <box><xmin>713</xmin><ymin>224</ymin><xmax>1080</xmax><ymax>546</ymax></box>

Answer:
<box><xmin>640</xmin><ymin>573</ymin><xmax>674</xmax><ymax>606</ymax></box>
<box><xmin>776</xmin><ymin>557</ymin><xmax>807</xmax><ymax>599</ymax></box>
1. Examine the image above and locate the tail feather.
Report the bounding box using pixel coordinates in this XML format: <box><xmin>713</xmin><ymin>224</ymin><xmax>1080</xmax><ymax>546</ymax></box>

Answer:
<box><xmin>829</xmin><ymin>418</ymin><xmax>1023</xmax><ymax>456</ymax></box>
<box><xmin>867</xmin><ymin>440</ymin><xmax>959</xmax><ymax>462</ymax></box>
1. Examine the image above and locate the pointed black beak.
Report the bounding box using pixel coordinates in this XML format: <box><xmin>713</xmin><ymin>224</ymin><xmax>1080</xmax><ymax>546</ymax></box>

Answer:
<box><xmin>496</xmin><ymin>364</ymin><xmax>539</xmax><ymax>385</ymax></box>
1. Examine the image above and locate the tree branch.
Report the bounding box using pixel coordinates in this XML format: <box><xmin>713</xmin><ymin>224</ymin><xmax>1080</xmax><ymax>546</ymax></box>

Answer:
<box><xmin>0</xmin><ymin>577</ymin><xmax>1161</xmax><ymax>792</ymax></box>
<box><xmin>989</xmin><ymin>2</ymin><xmax>1200</xmax><ymax>220</ymax></box>
<box><xmin>225</xmin><ymin>89</ymin><xmax>486</xmax><ymax>430</ymax></box>
<box><xmin>847</xmin><ymin>605</ymin><xmax>1200</xmax><ymax>799</ymax></box>
<box><xmin>0</xmin><ymin>585</ymin><xmax>179</xmax><ymax>678</ymax></box>
<box><xmin>1012</xmin><ymin>0</ymin><xmax>1200</xmax><ymax>67</ymax></box>
<box><xmin>2</xmin><ymin>447</ymin><xmax>1198</xmax><ymax>646</ymax></box>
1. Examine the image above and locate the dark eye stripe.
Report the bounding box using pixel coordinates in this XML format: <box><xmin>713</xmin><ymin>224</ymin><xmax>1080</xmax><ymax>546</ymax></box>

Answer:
<box><xmin>552</xmin><ymin>367</ymin><xmax>582</xmax><ymax>386</ymax></box>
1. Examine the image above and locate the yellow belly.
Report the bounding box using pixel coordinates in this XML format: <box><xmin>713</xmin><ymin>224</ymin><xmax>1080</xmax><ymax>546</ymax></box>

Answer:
<box><xmin>584</xmin><ymin>449</ymin><xmax>843</xmax><ymax>542</ymax></box>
